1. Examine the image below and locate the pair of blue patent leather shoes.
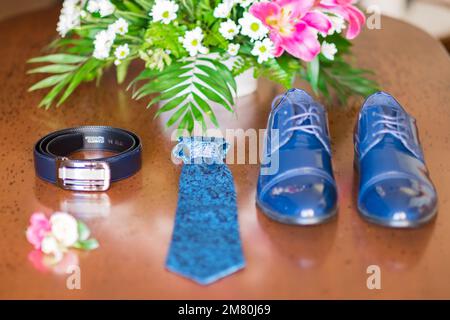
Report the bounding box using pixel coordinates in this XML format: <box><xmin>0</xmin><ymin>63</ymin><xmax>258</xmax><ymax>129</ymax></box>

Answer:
<box><xmin>256</xmin><ymin>89</ymin><xmax>437</xmax><ymax>228</ymax></box>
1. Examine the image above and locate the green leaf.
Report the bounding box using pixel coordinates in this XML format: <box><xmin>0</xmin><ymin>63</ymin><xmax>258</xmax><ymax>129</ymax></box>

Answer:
<box><xmin>147</xmin><ymin>84</ymin><xmax>190</xmax><ymax>108</ymax></box>
<box><xmin>316</xmin><ymin>57</ymin><xmax>379</xmax><ymax>105</ymax></box>
<box><xmin>155</xmin><ymin>94</ymin><xmax>188</xmax><ymax>118</ymax></box>
<box><xmin>127</xmin><ymin>62</ymin><xmax>190</xmax><ymax>91</ymax></box>
<box><xmin>145</xmin><ymin>23</ymin><xmax>186</xmax><ymax>58</ymax></box>
<box><xmin>123</xmin><ymin>0</ymin><xmax>143</xmax><ymax>13</ymax></box>
<box><xmin>317</xmin><ymin>73</ymin><xmax>330</xmax><ymax>100</ymax></box>
<box><xmin>306</xmin><ymin>56</ymin><xmax>320</xmax><ymax>94</ymax></box>
<box><xmin>322</xmin><ymin>33</ymin><xmax>351</xmax><ymax>55</ymax></box>
<box><xmin>49</xmin><ymin>38</ymin><xmax>93</xmax><ymax>50</ymax></box>
<box><xmin>192</xmin><ymin>93</ymin><xmax>219</xmax><ymax>128</ymax></box>
<box><xmin>190</xmin><ymin>102</ymin><xmax>207</xmax><ymax>132</ymax></box>
<box><xmin>133</xmin><ymin>76</ymin><xmax>190</xmax><ymax>99</ymax></box>
<box><xmin>28</xmin><ymin>64</ymin><xmax>79</xmax><ymax>74</ymax></box>
<box><xmin>73</xmin><ymin>238</ymin><xmax>99</xmax><ymax>251</ymax></box>
<box><xmin>27</xmin><ymin>54</ymin><xmax>87</xmax><ymax>64</ymax></box>
<box><xmin>127</xmin><ymin>69</ymin><xmax>161</xmax><ymax>91</ymax></box>
<box><xmin>28</xmin><ymin>74</ymin><xmax>70</xmax><ymax>92</ymax></box>
<box><xmin>165</xmin><ymin>103</ymin><xmax>188</xmax><ymax>127</ymax></box>
<box><xmin>39</xmin><ymin>75</ymin><xmax>72</xmax><ymax>109</ymax></box>
<box><xmin>114</xmin><ymin>10</ymin><xmax>149</xmax><ymax>23</ymax></box>
<box><xmin>199</xmin><ymin>58</ymin><xmax>237</xmax><ymax>93</ymax></box>
<box><xmin>134</xmin><ymin>0</ymin><xmax>153</xmax><ymax>10</ymax></box>
<box><xmin>194</xmin><ymin>82</ymin><xmax>233</xmax><ymax>112</ymax></box>
<box><xmin>77</xmin><ymin>220</ymin><xmax>91</xmax><ymax>241</ymax></box>
<box><xmin>231</xmin><ymin>56</ymin><xmax>253</xmax><ymax>77</ymax></box>
<box><xmin>179</xmin><ymin>109</ymin><xmax>194</xmax><ymax>133</ymax></box>
<box><xmin>194</xmin><ymin>72</ymin><xmax>234</xmax><ymax>106</ymax></box>
<box><xmin>57</xmin><ymin>59</ymin><xmax>101</xmax><ymax>106</ymax></box>
<box><xmin>153</xmin><ymin>68</ymin><xmax>191</xmax><ymax>83</ymax></box>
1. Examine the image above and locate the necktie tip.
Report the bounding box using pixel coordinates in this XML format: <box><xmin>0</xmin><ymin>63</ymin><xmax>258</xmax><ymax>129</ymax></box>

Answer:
<box><xmin>166</xmin><ymin>262</ymin><xmax>246</xmax><ymax>285</ymax></box>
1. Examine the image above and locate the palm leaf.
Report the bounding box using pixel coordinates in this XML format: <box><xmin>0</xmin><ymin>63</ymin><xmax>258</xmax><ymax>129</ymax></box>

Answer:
<box><xmin>29</xmin><ymin>57</ymin><xmax>103</xmax><ymax>109</ymax></box>
<box><xmin>27</xmin><ymin>54</ymin><xmax>88</xmax><ymax>64</ymax></box>
<box><xmin>28</xmin><ymin>74</ymin><xmax>70</xmax><ymax>92</ymax></box>
<box><xmin>131</xmin><ymin>57</ymin><xmax>237</xmax><ymax>132</ymax></box>
<box><xmin>28</xmin><ymin>64</ymin><xmax>79</xmax><ymax>74</ymax></box>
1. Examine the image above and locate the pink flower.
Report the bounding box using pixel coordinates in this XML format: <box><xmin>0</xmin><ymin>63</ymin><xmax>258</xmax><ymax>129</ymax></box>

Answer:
<box><xmin>250</xmin><ymin>0</ymin><xmax>332</xmax><ymax>61</ymax></box>
<box><xmin>26</xmin><ymin>213</ymin><xmax>51</xmax><ymax>250</ymax></box>
<box><xmin>317</xmin><ymin>0</ymin><xmax>366</xmax><ymax>39</ymax></box>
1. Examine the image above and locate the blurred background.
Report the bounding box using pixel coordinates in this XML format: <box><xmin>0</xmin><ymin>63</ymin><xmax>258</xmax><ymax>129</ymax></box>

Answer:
<box><xmin>362</xmin><ymin>0</ymin><xmax>450</xmax><ymax>51</ymax></box>
<box><xmin>1</xmin><ymin>0</ymin><xmax>450</xmax><ymax>52</ymax></box>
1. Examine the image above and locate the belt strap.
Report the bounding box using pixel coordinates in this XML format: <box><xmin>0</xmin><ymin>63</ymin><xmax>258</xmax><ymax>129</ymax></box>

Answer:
<box><xmin>34</xmin><ymin>126</ymin><xmax>142</xmax><ymax>191</ymax></box>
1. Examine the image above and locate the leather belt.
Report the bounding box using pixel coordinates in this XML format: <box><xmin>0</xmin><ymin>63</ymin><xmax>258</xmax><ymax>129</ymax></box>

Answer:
<box><xmin>34</xmin><ymin>126</ymin><xmax>142</xmax><ymax>191</ymax></box>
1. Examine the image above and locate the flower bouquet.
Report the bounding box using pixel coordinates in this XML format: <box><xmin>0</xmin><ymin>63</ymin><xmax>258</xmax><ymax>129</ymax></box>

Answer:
<box><xmin>28</xmin><ymin>0</ymin><xmax>378</xmax><ymax>132</ymax></box>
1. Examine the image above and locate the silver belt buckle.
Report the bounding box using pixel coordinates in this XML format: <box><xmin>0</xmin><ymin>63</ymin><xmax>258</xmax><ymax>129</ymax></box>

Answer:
<box><xmin>56</xmin><ymin>157</ymin><xmax>111</xmax><ymax>191</ymax></box>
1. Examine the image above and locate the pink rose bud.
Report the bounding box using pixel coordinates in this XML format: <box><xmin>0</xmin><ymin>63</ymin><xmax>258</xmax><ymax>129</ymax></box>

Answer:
<box><xmin>26</xmin><ymin>213</ymin><xmax>51</xmax><ymax>250</ymax></box>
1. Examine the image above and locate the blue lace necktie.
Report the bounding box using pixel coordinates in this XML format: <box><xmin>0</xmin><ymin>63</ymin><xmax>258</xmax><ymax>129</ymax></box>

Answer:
<box><xmin>166</xmin><ymin>136</ymin><xmax>245</xmax><ymax>285</ymax></box>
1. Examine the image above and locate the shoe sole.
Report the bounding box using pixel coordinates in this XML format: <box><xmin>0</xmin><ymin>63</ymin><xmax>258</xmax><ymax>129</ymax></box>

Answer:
<box><xmin>255</xmin><ymin>197</ymin><xmax>337</xmax><ymax>226</ymax></box>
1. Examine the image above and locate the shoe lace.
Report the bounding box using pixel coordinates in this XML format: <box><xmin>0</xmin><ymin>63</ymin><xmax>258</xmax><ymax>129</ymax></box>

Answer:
<box><xmin>371</xmin><ymin>112</ymin><xmax>409</xmax><ymax>140</ymax></box>
<box><xmin>282</xmin><ymin>108</ymin><xmax>323</xmax><ymax>135</ymax></box>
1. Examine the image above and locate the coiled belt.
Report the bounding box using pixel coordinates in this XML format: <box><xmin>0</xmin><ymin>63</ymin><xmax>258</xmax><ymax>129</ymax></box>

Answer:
<box><xmin>34</xmin><ymin>126</ymin><xmax>142</xmax><ymax>191</ymax></box>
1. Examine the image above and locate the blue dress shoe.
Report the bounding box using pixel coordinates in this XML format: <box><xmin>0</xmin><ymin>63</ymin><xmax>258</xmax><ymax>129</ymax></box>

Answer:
<box><xmin>354</xmin><ymin>91</ymin><xmax>438</xmax><ymax>228</ymax></box>
<box><xmin>256</xmin><ymin>89</ymin><xmax>338</xmax><ymax>225</ymax></box>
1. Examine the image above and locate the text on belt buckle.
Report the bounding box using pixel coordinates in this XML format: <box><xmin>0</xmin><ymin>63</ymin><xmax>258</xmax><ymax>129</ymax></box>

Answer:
<box><xmin>56</xmin><ymin>157</ymin><xmax>111</xmax><ymax>191</ymax></box>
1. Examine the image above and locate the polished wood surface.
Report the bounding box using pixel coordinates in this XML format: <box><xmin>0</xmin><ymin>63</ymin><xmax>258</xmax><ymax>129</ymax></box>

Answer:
<box><xmin>1</xmin><ymin>6</ymin><xmax>450</xmax><ymax>299</ymax></box>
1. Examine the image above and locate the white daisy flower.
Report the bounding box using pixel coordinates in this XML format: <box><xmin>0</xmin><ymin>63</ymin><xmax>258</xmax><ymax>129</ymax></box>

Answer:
<box><xmin>98</xmin><ymin>0</ymin><xmax>115</xmax><ymax>17</ymax></box>
<box><xmin>251</xmin><ymin>38</ymin><xmax>274</xmax><ymax>64</ymax></box>
<box><xmin>227</xmin><ymin>43</ymin><xmax>240</xmax><ymax>56</ymax></box>
<box><xmin>114</xmin><ymin>44</ymin><xmax>130</xmax><ymax>65</ymax></box>
<box><xmin>239</xmin><ymin>12</ymin><xmax>268</xmax><ymax>41</ymax></box>
<box><xmin>213</xmin><ymin>0</ymin><xmax>236</xmax><ymax>18</ymax></box>
<box><xmin>115</xmin><ymin>44</ymin><xmax>130</xmax><ymax>61</ymax></box>
<box><xmin>108</xmin><ymin>18</ymin><xmax>129</xmax><ymax>35</ymax></box>
<box><xmin>87</xmin><ymin>0</ymin><xmax>115</xmax><ymax>17</ymax></box>
<box><xmin>180</xmin><ymin>27</ymin><xmax>209</xmax><ymax>57</ymax></box>
<box><xmin>219</xmin><ymin>20</ymin><xmax>240</xmax><ymax>40</ymax></box>
<box><xmin>214</xmin><ymin>3</ymin><xmax>231</xmax><ymax>18</ymax></box>
<box><xmin>86</xmin><ymin>0</ymin><xmax>100</xmax><ymax>13</ymax></box>
<box><xmin>321</xmin><ymin>41</ymin><xmax>337</xmax><ymax>60</ymax></box>
<box><xmin>57</xmin><ymin>0</ymin><xmax>82</xmax><ymax>37</ymax></box>
<box><xmin>150</xmin><ymin>0</ymin><xmax>179</xmax><ymax>24</ymax></box>
<box><xmin>93</xmin><ymin>29</ymin><xmax>116</xmax><ymax>59</ymax></box>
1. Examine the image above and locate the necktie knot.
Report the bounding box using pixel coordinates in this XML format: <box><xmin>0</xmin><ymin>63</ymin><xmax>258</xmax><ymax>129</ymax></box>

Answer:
<box><xmin>172</xmin><ymin>136</ymin><xmax>229</xmax><ymax>164</ymax></box>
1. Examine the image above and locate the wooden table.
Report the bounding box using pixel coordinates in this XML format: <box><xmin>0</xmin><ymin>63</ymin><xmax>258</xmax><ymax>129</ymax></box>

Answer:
<box><xmin>1</xmin><ymin>6</ymin><xmax>450</xmax><ymax>299</ymax></box>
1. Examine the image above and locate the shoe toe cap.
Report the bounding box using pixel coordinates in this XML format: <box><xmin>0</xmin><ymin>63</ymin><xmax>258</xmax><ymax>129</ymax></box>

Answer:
<box><xmin>359</xmin><ymin>177</ymin><xmax>437</xmax><ymax>227</ymax></box>
<box><xmin>258</xmin><ymin>175</ymin><xmax>337</xmax><ymax>225</ymax></box>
